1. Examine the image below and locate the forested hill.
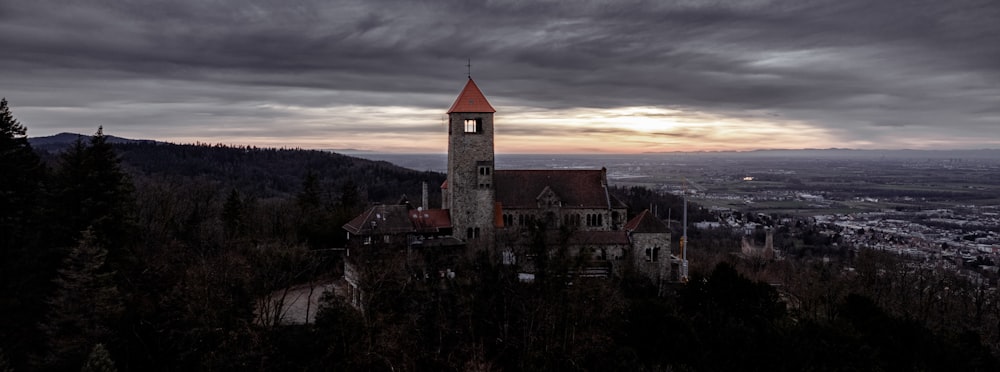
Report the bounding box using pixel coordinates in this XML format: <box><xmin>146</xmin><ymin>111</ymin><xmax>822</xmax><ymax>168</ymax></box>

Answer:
<box><xmin>32</xmin><ymin>135</ymin><xmax>446</xmax><ymax>205</ymax></box>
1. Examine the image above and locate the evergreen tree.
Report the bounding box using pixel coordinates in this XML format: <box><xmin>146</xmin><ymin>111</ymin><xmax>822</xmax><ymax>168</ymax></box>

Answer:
<box><xmin>0</xmin><ymin>97</ymin><xmax>45</xmax><ymax>256</ymax></box>
<box><xmin>221</xmin><ymin>188</ymin><xmax>245</xmax><ymax>239</ymax></box>
<box><xmin>50</xmin><ymin>127</ymin><xmax>137</xmax><ymax>288</ymax></box>
<box><xmin>296</xmin><ymin>171</ymin><xmax>336</xmax><ymax>248</ymax></box>
<box><xmin>0</xmin><ymin>97</ymin><xmax>46</xmax><ymax>273</ymax></box>
<box><xmin>51</xmin><ymin>128</ymin><xmax>136</xmax><ymax>248</ymax></box>
<box><xmin>297</xmin><ymin>170</ymin><xmax>322</xmax><ymax>210</ymax></box>
<box><xmin>40</xmin><ymin>230</ymin><xmax>123</xmax><ymax>370</ymax></box>
<box><xmin>52</xmin><ymin>137</ymin><xmax>91</xmax><ymax>247</ymax></box>
<box><xmin>81</xmin><ymin>127</ymin><xmax>136</xmax><ymax>250</ymax></box>
<box><xmin>0</xmin><ymin>98</ymin><xmax>49</xmax><ymax>369</ymax></box>
<box><xmin>81</xmin><ymin>343</ymin><xmax>117</xmax><ymax>372</ymax></box>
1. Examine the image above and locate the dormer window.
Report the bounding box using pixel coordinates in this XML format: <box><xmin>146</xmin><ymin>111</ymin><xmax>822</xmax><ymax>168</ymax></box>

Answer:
<box><xmin>464</xmin><ymin>118</ymin><xmax>482</xmax><ymax>133</ymax></box>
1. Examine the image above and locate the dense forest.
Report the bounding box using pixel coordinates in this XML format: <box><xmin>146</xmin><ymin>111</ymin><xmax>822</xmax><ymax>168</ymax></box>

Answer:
<box><xmin>2</xmin><ymin>98</ymin><xmax>999</xmax><ymax>371</ymax></box>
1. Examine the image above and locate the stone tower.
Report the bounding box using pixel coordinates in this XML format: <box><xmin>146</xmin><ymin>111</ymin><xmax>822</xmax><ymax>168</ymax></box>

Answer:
<box><xmin>446</xmin><ymin>78</ymin><xmax>496</xmax><ymax>249</ymax></box>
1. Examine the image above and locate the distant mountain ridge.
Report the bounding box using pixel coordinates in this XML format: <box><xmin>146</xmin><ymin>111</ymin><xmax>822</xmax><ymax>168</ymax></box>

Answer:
<box><xmin>27</xmin><ymin>132</ymin><xmax>446</xmax><ymax>204</ymax></box>
<box><xmin>28</xmin><ymin>133</ymin><xmax>1000</xmax><ymax>161</ymax></box>
<box><xmin>28</xmin><ymin>132</ymin><xmax>158</xmax><ymax>152</ymax></box>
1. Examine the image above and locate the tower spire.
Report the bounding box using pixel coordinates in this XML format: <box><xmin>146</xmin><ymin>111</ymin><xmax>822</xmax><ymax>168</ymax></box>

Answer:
<box><xmin>466</xmin><ymin>58</ymin><xmax>471</xmax><ymax>79</ymax></box>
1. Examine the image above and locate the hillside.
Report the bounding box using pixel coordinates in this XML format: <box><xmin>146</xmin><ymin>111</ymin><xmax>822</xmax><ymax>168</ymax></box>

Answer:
<box><xmin>31</xmin><ymin>134</ymin><xmax>446</xmax><ymax>205</ymax></box>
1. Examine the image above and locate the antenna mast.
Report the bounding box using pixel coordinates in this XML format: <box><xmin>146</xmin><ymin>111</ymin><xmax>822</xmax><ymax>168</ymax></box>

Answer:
<box><xmin>681</xmin><ymin>178</ymin><xmax>689</xmax><ymax>282</ymax></box>
<box><xmin>466</xmin><ymin>58</ymin><xmax>472</xmax><ymax>78</ymax></box>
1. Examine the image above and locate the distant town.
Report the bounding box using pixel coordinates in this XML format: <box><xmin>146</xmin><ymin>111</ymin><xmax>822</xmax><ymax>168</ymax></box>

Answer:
<box><xmin>359</xmin><ymin>150</ymin><xmax>1000</xmax><ymax>284</ymax></box>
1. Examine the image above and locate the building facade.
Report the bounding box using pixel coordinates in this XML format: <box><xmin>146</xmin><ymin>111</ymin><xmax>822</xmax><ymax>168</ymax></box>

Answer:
<box><xmin>343</xmin><ymin>78</ymin><xmax>674</xmax><ymax>295</ymax></box>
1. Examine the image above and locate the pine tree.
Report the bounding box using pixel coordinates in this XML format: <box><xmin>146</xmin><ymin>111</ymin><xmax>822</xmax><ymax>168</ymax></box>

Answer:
<box><xmin>297</xmin><ymin>171</ymin><xmax>322</xmax><ymax>210</ymax></box>
<box><xmin>51</xmin><ymin>127</ymin><xmax>136</xmax><ymax>248</ymax></box>
<box><xmin>297</xmin><ymin>171</ymin><xmax>335</xmax><ymax>248</ymax></box>
<box><xmin>221</xmin><ymin>188</ymin><xmax>245</xmax><ymax>238</ymax></box>
<box><xmin>0</xmin><ymin>98</ymin><xmax>43</xmax><ymax>247</ymax></box>
<box><xmin>52</xmin><ymin>137</ymin><xmax>91</xmax><ymax>247</ymax></box>
<box><xmin>40</xmin><ymin>230</ymin><xmax>123</xmax><ymax>370</ymax></box>
<box><xmin>81</xmin><ymin>343</ymin><xmax>117</xmax><ymax>372</ymax></box>
<box><xmin>81</xmin><ymin>127</ymin><xmax>136</xmax><ymax>249</ymax></box>
<box><xmin>0</xmin><ymin>98</ymin><xmax>49</xmax><ymax>370</ymax></box>
<box><xmin>0</xmin><ymin>97</ymin><xmax>46</xmax><ymax>274</ymax></box>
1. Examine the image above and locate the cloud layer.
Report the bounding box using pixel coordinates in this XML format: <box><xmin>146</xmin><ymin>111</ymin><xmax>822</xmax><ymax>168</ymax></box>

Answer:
<box><xmin>2</xmin><ymin>0</ymin><xmax>998</xmax><ymax>152</ymax></box>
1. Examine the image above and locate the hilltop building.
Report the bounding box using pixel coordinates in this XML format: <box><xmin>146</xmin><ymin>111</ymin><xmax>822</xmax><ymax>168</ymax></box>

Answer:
<box><xmin>342</xmin><ymin>78</ymin><xmax>673</xmax><ymax>306</ymax></box>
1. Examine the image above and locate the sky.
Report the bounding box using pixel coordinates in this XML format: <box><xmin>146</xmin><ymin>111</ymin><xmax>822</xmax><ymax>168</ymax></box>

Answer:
<box><xmin>2</xmin><ymin>0</ymin><xmax>999</xmax><ymax>154</ymax></box>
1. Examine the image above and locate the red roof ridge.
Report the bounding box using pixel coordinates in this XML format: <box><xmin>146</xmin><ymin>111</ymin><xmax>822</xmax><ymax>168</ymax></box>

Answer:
<box><xmin>624</xmin><ymin>209</ymin><xmax>671</xmax><ymax>234</ymax></box>
<box><xmin>447</xmin><ymin>78</ymin><xmax>496</xmax><ymax>113</ymax></box>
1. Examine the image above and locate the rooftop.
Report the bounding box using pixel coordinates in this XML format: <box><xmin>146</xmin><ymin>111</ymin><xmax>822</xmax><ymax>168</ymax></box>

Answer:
<box><xmin>447</xmin><ymin>78</ymin><xmax>496</xmax><ymax>114</ymax></box>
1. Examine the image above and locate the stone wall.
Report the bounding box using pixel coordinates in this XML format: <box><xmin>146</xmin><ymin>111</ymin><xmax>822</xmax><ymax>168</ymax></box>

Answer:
<box><xmin>630</xmin><ymin>232</ymin><xmax>672</xmax><ymax>282</ymax></box>
<box><xmin>447</xmin><ymin>111</ymin><xmax>495</xmax><ymax>250</ymax></box>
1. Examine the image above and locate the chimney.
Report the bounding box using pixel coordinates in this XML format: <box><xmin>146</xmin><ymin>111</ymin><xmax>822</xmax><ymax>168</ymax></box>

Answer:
<box><xmin>422</xmin><ymin>181</ymin><xmax>429</xmax><ymax>210</ymax></box>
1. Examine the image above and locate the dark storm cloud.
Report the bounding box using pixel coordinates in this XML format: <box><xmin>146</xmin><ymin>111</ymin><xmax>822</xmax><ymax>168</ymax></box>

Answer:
<box><xmin>2</xmin><ymin>0</ymin><xmax>998</xmax><ymax>148</ymax></box>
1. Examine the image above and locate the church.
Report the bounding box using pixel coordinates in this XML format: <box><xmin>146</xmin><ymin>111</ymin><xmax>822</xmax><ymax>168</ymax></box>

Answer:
<box><xmin>342</xmin><ymin>78</ymin><xmax>673</xmax><ymax>304</ymax></box>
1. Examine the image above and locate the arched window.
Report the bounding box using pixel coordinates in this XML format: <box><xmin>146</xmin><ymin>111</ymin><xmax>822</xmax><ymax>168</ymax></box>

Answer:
<box><xmin>464</xmin><ymin>118</ymin><xmax>482</xmax><ymax>133</ymax></box>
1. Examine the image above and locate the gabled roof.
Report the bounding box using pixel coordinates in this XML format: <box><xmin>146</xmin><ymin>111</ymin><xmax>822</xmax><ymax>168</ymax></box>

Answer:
<box><xmin>624</xmin><ymin>209</ymin><xmax>671</xmax><ymax>234</ymax></box>
<box><xmin>447</xmin><ymin>78</ymin><xmax>496</xmax><ymax>113</ymax></box>
<box><xmin>343</xmin><ymin>204</ymin><xmax>415</xmax><ymax>235</ymax></box>
<box><xmin>410</xmin><ymin>208</ymin><xmax>452</xmax><ymax>232</ymax></box>
<box><xmin>494</xmin><ymin>169</ymin><xmax>625</xmax><ymax>209</ymax></box>
<box><xmin>343</xmin><ymin>204</ymin><xmax>452</xmax><ymax>235</ymax></box>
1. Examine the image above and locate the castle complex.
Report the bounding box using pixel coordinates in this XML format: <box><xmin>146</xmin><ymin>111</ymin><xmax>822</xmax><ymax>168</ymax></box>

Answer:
<box><xmin>343</xmin><ymin>78</ymin><xmax>674</xmax><ymax>304</ymax></box>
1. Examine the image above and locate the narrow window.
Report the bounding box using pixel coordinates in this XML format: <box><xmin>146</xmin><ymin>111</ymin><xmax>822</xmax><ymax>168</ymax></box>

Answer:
<box><xmin>464</xmin><ymin>118</ymin><xmax>482</xmax><ymax>133</ymax></box>
<box><xmin>467</xmin><ymin>227</ymin><xmax>474</xmax><ymax>239</ymax></box>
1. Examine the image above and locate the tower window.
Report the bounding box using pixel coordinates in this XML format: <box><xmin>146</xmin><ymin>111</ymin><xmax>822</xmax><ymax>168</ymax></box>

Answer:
<box><xmin>464</xmin><ymin>118</ymin><xmax>482</xmax><ymax>133</ymax></box>
<box><xmin>467</xmin><ymin>227</ymin><xmax>481</xmax><ymax>239</ymax></box>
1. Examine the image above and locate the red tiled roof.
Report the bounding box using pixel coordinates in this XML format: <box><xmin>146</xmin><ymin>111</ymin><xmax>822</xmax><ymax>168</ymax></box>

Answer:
<box><xmin>447</xmin><ymin>78</ymin><xmax>496</xmax><ymax>113</ymax></box>
<box><xmin>342</xmin><ymin>204</ymin><xmax>415</xmax><ymax>235</ymax></box>
<box><xmin>343</xmin><ymin>205</ymin><xmax>452</xmax><ymax>235</ymax></box>
<box><xmin>494</xmin><ymin>169</ymin><xmax>624</xmax><ymax>209</ymax></box>
<box><xmin>410</xmin><ymin>208</ymin><xmax>452</xmax><ymax>231</ymax></box>
<box><xmin>624</xmin><ymin>209</ymin><xmax>671</xmax><ymax>234</ymax></box>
